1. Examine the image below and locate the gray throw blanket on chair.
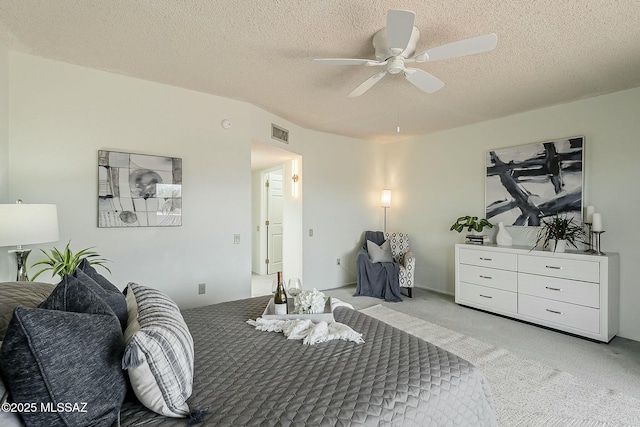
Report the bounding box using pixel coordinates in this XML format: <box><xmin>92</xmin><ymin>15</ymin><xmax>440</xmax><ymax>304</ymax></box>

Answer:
<box><xmin>354</xmin><ymin>231</ymin><xmax>402</xmax><ymax>302</ymax></box>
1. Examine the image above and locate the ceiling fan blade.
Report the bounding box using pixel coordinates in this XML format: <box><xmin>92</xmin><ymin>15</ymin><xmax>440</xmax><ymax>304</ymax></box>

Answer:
<box><xmin>312</xmin><ymin>58</ymin><xmax>383</xmax><ymax>66</ymax></box>
<box><xmin>386</xmin><ymin>9</ymin><xmax>416</xmax><ymax>54</ymax></box>
<box><xmin>348</xmin><ymin>70</ymin><xmax>388</xmax><ymax>97</ymax></box>
<box><xmin>403</xmin><ymin>68</ymin><xmax>445</xmax><ymax>93</ymax></box>
<box><xmin>413</xmin><ymin>33</ymin><xmax>498</xmax><ymax>62</ymax></box>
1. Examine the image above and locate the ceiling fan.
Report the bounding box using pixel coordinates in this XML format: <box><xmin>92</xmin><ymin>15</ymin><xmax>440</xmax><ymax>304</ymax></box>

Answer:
<box><xmin>312</xmin><ymin>9</ymin><xmax>497</xmax><ymax>97</ymax></box>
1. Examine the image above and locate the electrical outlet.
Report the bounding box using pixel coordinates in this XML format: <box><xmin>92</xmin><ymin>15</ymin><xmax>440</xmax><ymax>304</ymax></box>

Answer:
<box><xmin>336</xmin><ymin>258</ymin><xmax>341</xmax><ymax>265</ymax></box>
<box><xmin>198</xmin><ymin>283</ymin><xmax>206</xmax><ymax>294</ymax></box>
<box><xmin>309</xmin><ymin>228</ymin><xmax>314</xmax><ymax>237</ymax></box>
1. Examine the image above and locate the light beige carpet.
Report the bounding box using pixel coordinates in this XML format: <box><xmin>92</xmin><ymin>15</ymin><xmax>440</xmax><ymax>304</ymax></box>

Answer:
<box><xmin>361</xmin><ymin>304</ymin><xmax>640</xmax><ymax>427</ymax></box>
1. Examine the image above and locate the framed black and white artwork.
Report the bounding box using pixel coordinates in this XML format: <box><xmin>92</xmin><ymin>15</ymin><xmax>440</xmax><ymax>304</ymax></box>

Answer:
<box><xmin>485</xmin><ymin>136</ymin><xmax>584</xmax><ymax>226</ymax></box>
<box><xmin>98</xmin><ymin>150</ymin><xmax>182</xmax><ymax>227</ymax></box>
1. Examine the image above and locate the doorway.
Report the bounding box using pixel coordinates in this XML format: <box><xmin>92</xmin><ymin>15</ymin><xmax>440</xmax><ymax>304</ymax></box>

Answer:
<box><xmin>250</xmin><ymin>140</ymin><xmax>303</xmax><ymax>297</ymax></box>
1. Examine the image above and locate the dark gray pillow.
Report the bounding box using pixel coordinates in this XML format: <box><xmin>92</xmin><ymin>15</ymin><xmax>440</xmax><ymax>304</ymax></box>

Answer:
<box><xmin>77</xmin><ymin>258</ymin><xmax>120</xmax><ymax>293</ymax></box>
<box><xmin>0</xmin><ymin>279</ymin><xmax>126</xmax><ymax>427</ymax></box>
<box><xmin>0</xmin><ymin>281</ymin><xmax>55</xmax><ymax>340</ymax></box>
<box><xmin>72</xmin><ymin>268</ymin><xmax>127</xmax><ymax>331</ymax></box>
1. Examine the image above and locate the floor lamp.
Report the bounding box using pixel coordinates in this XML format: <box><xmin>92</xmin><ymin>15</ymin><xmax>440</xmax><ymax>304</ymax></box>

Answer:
<box><xmin>381</xmin><ymin>189</ymin><xmax>391</xmax><ymax>233</ymax></box>
<box><xmin>0</xmin><ymin>200</ymin><xmax>59</xmax><ymax>281</ymax></box>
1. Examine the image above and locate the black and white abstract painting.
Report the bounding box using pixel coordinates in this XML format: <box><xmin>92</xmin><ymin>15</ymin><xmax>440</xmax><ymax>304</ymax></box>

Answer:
<box><xmin>98</xmin><ymin>150</ymin><xmax>182</xmax><ymax>227</ymax></box>
<box><xmin>485</xmin><ymin>137</ymin><xmax>584</xmax><ymax>226</ymax></box>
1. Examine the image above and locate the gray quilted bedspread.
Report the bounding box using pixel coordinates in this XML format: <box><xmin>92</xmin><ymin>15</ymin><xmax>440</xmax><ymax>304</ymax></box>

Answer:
<box><xmin>118</xmin><ymin>296</ymin><xmax>497</xmax><ymax>426</ymax></box>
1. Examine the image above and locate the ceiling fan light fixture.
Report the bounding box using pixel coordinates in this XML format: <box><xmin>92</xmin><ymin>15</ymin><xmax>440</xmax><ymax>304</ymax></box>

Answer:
<box><xmin>312</xmin><ymin>9</ymin><xmax>497</xmax><ymax>97</ymax></box>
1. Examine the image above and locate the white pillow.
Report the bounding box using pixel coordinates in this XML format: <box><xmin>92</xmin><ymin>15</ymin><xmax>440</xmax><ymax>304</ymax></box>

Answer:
<box><xmin>123</xmin><ymin>283</ymin><xmax>194</xmax><ymax>418</ymax></box>
<box><xmin>367</xmin><ymin>239</ymin><xmax>393</xmax><ymax>263</ymax></box>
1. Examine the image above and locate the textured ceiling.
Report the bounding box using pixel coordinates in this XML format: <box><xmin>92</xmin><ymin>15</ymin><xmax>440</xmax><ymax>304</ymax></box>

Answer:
<box><xmin>1</xmin><ymin>1</ymin><xmax>640</xmax><ymax>143</ymax></box>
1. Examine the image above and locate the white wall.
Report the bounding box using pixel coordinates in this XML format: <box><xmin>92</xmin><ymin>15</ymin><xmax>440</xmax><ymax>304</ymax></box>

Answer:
<box><xmin>0</xmin><ymin>42</ymin><xmax>10</xmax><ymax>277</ymax></box>
<box><xmin>385</xmin><ymin>87</ymin><xmax>640</xmax><ymax>341</ymax></box>
<box><xmin>4</xmin><ymin>52</ymin><xmax>383</xmax><ymax>306</ymax></box>
<box><xmin>0</xmin><ymin>42</ymin><xmax>7</xmax><ymax>202</ymax></box>
<box><xmin>282</xmin><ymin>157</ymin><xmax>303</xmax><ymax>281</ymax></box>
<box><xmin>246</xmin><ymin>108</ymin><xmax>384</xmax><ymax>289</ymax></box>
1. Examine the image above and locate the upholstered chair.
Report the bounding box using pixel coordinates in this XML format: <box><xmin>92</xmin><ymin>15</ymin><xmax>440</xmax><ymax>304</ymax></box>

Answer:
<box><xmin>384</xmin><ymin>232</ymin><xmax>415</xmax><ymax>297</ymax></box>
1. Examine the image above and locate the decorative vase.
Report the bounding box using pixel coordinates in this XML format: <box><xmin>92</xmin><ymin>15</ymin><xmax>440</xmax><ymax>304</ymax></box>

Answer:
<box><xmin>495</xmin><ymin>221</ymin><xmax>513</xmax><ymax>246</ymax></box>
<box><xmin>552</xmin><ymin>239</ymin><xmax>567</xmax><ymax>253</ymax></box>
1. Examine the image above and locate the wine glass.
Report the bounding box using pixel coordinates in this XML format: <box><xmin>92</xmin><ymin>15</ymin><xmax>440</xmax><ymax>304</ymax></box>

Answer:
<box><xmin>287</xmin><ymin>278</ymin><xmax>302</xmax><ymax>297</ymax></box>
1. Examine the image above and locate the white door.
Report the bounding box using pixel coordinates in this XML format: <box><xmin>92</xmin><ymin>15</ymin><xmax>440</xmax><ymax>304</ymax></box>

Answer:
<box><xmin>266</xmin><ymin>172</ymin><xmax>283</xmax><ymax>274</ymax></box>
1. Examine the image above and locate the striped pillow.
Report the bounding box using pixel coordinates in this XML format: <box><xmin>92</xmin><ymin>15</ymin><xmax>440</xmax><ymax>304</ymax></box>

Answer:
<box><xmin>122</xmin><ymin>283</ymin><xmax>194</xmax><ymax>417</ymax></box>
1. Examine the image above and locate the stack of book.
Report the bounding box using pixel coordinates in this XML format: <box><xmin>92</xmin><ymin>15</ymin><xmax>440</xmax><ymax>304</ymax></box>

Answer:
<box><xmin>465</xmin><ymin>234</ymin><xmax>490</xmax><ymax>245</ymax></box>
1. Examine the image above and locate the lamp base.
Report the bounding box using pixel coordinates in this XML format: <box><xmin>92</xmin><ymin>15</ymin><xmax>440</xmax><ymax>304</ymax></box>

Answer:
<box><xmin>8</xmin><ymin>248</ymin><xmax>31</xmax><ymax>281</ymax></box>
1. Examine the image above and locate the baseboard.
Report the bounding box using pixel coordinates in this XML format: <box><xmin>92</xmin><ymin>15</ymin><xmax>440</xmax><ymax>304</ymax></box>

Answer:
<box><xmin>415</xmin><ymin>286</ymin><xmax>454</xmax><ymax>297</ymax></box>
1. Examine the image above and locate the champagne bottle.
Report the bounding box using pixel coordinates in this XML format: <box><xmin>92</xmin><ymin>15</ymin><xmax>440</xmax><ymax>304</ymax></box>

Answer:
<box><xmin>273</xmin><ymin>271</ymin><xmax>288</xmax><ymax>315</ymax></box>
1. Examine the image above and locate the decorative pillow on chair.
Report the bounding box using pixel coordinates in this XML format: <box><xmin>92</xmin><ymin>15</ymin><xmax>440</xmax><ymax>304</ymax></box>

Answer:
<box><xmin>122</xmin><ymin>282</ymin><xmax>194</xmax><ymax>418</ymax></box>
<box><xmin>0</xmin><ymin>281</ymin><xmax>54</xmax><ymax>340</ymax></box>
<box><xmin>367</xmin><ymin>239</ymin><xmax>393</xmax><ymax>263</ymax></box>
<box><xmin>0</xmin><ymin>278</ymin><xmax>127</xmax><ymax>427</ymax></box>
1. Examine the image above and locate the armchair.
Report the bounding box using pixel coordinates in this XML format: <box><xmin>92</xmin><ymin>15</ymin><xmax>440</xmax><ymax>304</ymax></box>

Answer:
<box><xmin>355</xmin><ymin>231</ymin><xmax>415</xmax><ymax>301</ymax></box>
<box><xmin>384</xmin><ymin>232</ymin><xmax>415</xmax><ymax>298</ymax></box>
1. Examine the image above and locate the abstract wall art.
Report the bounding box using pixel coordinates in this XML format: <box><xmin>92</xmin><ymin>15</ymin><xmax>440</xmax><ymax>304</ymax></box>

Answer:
<box><xmin>485</xmin><ymin>136</ymin><xmax>584</xmax><ymax>226</ymax></box>
<box><xmin>98</xmin><ymin>150</ymin><xmax>182</xmax><ymax>227</ymax></box>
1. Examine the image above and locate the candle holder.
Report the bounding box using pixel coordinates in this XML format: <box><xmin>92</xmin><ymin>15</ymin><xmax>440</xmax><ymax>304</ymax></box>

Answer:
<box><xmin>583</xmin><ymin>222</ymin><xmax>596</xmax><ymax>253</ymax></box>
<box><xmin>593</xmin><ymin>230</ymin><xmax>606</xmax><ymax>256</ymax></box>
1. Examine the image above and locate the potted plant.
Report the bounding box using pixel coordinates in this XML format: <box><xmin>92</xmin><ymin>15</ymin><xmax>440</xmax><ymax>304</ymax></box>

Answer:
<box><xmin>30</xmin><ymin>241</ymin><xmax>111</xmax><ymax>280</ymax></box>
<box><xmin>450</xmin><ymin>215</ymin><xmax>493</xmax><ymax>233</ymax></box>
<box><xmin>533</xmin><ymin>213</ymin><xmax>585</xmax><ymax>252</ymax></box>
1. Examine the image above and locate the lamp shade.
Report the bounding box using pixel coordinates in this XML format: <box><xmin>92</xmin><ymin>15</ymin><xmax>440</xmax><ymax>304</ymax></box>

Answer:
<box><xmin>0</xmin><ymin>204</ymin><xmax>59</xmax><ymax>247</ymax></box>
<box><xmin>381</xmin><ymin>190</ymin><xmax>392</xmax><ymax>208</ymax></box>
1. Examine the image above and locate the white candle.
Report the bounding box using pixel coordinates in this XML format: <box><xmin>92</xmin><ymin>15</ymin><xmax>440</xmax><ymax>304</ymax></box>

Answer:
<box><xmin>585</xmin><ymin>206</ymin><xmax>595</xmax><ymax>223</ymax></box>
<box><xmin>592</xmin><ymin>213</ymin><xmax>603</xmax><ymax>231</ymax></box>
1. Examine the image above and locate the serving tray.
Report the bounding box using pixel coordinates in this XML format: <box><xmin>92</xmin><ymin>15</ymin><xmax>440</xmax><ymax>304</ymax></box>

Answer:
<box><xmin>262</xmin><ymin>297</ymin><xmax>335</xmax><ymax>323</ymax></box>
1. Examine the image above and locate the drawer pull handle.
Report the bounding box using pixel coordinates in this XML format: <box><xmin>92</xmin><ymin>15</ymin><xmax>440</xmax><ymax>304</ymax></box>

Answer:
<box><xmin>479</xmin><ymin>294</ymin><xmax>493</xmax><ymax>299</ymax></box>
<box><xmin>545</xmin><ymin>286</ymin><xmax>562</xmax><ymax>291</ymax></box>
<box><xmin>546</xmin><ymin>309</ymin><xmax>563</xmax><ymax>315</ymax></box>
<box><xmin>479</xmin><ymin>275</ymin><xmax>493</xmax><ymax>280</ymax></box>
<box><xmin>545</xmin><ymin>265</ymin><xmax>562</xmax><ymax>270</ymax></box>
<box><xmin>479</xmin><ymin>257</ymin><xmax>493</xmax><ymax>261</ymax></box>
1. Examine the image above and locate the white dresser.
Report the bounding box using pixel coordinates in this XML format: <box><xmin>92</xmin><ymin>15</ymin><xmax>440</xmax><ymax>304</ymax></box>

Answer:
<box><xmin>454</xmin><ymin>244</ymin><xmax>619</xmax><ymax>342</ymax></box>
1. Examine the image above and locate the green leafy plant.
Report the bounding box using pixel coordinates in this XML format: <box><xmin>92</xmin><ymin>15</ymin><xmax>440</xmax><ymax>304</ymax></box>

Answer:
<box><xmin>30</xmin><ymin>241</ymin><xmax>111</xmax><ymax>280</ymax></box>
<box><xmin>450</xmin><ymin>216</ymin><xmax>494</xmax><ymax>233</ymax></box>
<box><xmin>533</xmin><ymin>213</ymin><xmax>585</xmax><ymax>251</ymax></box>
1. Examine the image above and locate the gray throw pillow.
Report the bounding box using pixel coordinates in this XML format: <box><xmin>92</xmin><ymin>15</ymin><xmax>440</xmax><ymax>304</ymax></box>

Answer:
<box><xmin>73</xmin><ymin>268</ymin><xmax>128</xmax><ymax>331</ymax></box>
<box><xmin>77</xmin><ymin>258</ymin><xmax>120</xmax><ymax>293</ymax></box>
<box><xmin>0</xmin><ymin>279</ymin><xmax>126</xmax><ymax>427</ymax></box>
<box><xmin>0</xmin><ymin>281</ymin><xmax>54</xmax><ymax>339</ymax></box>
<box><xmin>367</xmin><ymin>239</ymin><xmax>393</xmax><ymax>263</ymax></box>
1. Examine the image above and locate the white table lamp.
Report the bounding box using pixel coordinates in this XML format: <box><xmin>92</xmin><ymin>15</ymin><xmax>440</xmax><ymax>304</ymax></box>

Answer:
<box><xmin>0</xmin><ymin>200</ymin><xmax>59</xmax><ymax>281</ymax></box>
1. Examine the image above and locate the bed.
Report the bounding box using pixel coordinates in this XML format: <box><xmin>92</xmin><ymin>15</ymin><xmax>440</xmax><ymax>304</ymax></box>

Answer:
<box><xmin>118</xmin><ymin>295</ymin><xmax>497</xmax><ymax>426</ymax></box>
<box><xmin>0</xmin><ymin>281</ymin><xmax>497</xmax><ymax>426</ymax></box>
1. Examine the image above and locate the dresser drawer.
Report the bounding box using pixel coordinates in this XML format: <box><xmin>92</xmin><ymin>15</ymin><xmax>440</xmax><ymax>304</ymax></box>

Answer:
<box><xmin>518</xmin><ymin>273</ymin><xmax>600</xmax><ymax>308</ymax></box>
<box><xmin>458</xmin><ymin>282</ymin><xmax>517</xmax><ymax>314</ymax></box>
<box><xmin>459</xmin><ymin>248</ymin><xmax>517</xmax><ymax>271</ymax></box>
<box><xmin>518</xmin><ymin>294</ymin><xmax>600</xmax><ymax>334</ymax></box>
<box><xmin>518</xmin><ymin>255</ymin><xmax>599</xmax><ymax>283</ymax></box>
<box><xmin>459</xmin><ymin>264</ymin><xmax>517</xmax><ymax>292</ymax></box>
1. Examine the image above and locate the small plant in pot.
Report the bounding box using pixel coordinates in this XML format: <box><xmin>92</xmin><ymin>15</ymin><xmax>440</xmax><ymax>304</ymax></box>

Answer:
<box><xmin>450</xmin><ymin>215</ymin><xmax>493</xmax><ymax>233</ymax></box>
<box><xmin>533</xmin><ymin>213</ymin><xmax>585</xmax><ymax>252</ymax></box>
<box><xmin>30</xmin><ymin>241</ymin><xmax>111</xmax><ymax>280</ymax></box>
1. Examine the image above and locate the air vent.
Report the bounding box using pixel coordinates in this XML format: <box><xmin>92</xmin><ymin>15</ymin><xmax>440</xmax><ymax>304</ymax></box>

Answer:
<box><xmin>271</xmin><ymin>124</ymin><xmax>289</xmax><ymax>144</ymax></box>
